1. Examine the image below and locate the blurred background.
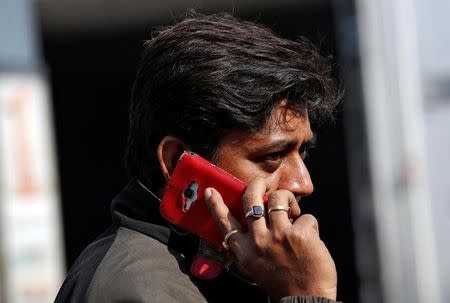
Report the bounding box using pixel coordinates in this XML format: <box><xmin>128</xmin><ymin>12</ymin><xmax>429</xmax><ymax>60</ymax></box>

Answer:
<box><xmin>0</xmin><ymin>0</ymin><xmax>449</xmax><ymax>302</ymax></box>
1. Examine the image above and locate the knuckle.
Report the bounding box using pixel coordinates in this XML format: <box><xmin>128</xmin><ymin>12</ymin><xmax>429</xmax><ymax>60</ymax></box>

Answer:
<box><xmin>218</xmin><ymin>216</ymin><xmax>229</xmax><ymax>230</ymax></box>
<box><xmin>302</xmin><ymin>214</ymin><xmax>319</xmax><ymax>230</ymax></box>
<box><xmin>289</xmin><ymin>227</ymin><xmax>311</xmax><ymax>245</ymax></box>
<box><xmin>252</xmin><ymin>176</ymin><xmax>266</xmax><ymax>185</ymax></box>
<box><xmin>268</xmin><ymin>191</ymin><xmax>281</xmax><ymax>202</ymax></box>
<box><xmin>271</xmin><ymin>230</ymin><xmax>286</xmax><ymax>244</ymax></box>
<box><xmin>269</xmin><ymin>189</ymin><xmax>293</xmax><ymax>203</ymax></box>
<box><xmin>243</xmin><ymin>192</ymin><xmax>259</xmax><ymax>205</ymax></box>
<box><xmin>279</xmin><ymin>189</ymin><xmax>294</xmax><ymax>197</ymax></box>
<box><xmin>252</xmin><ymin>233</ymin><xmax>268</xmax><ymax>255</ymax></box>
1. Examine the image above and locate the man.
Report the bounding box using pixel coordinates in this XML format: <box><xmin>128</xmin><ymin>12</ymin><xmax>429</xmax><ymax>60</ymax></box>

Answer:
<box><xmin>55</xmin><ymin>11</ymin><xmax>341</xmax><ymax>303</ymax></box>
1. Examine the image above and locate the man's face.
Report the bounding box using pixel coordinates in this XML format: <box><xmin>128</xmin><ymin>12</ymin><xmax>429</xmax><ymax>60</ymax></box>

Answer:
<box><xmin>214</xmin><ymin>101</ymin><xmax>314</xmax><ymax>200</ymax></box>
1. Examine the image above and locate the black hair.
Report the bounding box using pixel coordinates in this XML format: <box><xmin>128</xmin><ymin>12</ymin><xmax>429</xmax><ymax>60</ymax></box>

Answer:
<box><xmin>125</xmin><ymin>11</ymin><xmax>341</xmax><ymax>190</ymax></box>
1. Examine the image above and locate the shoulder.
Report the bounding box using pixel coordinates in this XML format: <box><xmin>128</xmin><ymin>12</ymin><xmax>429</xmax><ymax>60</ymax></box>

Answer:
<box><xmin>54</xmin><ymin>229</ymin><xmax>117</xmax><ymax>303</ymax></box>
<box><xmin>86</xmin><ymin>227</ymin><xmax>207</xmax><ymax>303</ymax></box>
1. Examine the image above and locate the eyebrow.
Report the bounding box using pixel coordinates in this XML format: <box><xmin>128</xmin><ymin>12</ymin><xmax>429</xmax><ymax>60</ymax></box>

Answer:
<box><xmin>251</xmin><ymin>133</ymin><xmax>316</xmax><ymax>154</ymax></box>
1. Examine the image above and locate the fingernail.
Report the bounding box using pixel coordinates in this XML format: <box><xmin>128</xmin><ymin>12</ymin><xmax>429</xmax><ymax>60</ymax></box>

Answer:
<box><xmin>204</xmin><ymin>188</ymin><xmax>212</xmax><ymax>201</ymax></box>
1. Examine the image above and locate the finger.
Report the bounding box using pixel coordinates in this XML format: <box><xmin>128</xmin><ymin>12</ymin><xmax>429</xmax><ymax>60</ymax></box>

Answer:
<box><xmin>242</xmin><ymin>177</ymin><xmax>269</xmax><ymax>235</ymax></box>
<box><xmin>267</xmin><ymin>190</ymin><xmax>295</xmax><ymax>233</ymax></box>
<box><xmin>290</xmin><ymin>196</ymin><xmax>301</xmax><ymax>219</ymax></box>
<box><xmin>293</xmin><ymin>214</ymin><xmax>320</xmax><ymax>237</ymax></box>
<box><xmin>204</xmin><ymin>187</ymin><xmax>244</xmax><ymax>250</ymax></box>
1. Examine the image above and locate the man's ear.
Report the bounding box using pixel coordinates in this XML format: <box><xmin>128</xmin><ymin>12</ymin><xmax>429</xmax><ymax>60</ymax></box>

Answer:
<box><xmin>157</xmin><ymin>136</ymin><xmax>186</xmax><ymax>183</ymax></box>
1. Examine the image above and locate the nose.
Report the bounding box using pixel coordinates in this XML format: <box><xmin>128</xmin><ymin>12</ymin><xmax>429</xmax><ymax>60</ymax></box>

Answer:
<box><xmin>278</xmin><ymin>154</ymin><xmax>314</xmax><ymax>197</ymax></box>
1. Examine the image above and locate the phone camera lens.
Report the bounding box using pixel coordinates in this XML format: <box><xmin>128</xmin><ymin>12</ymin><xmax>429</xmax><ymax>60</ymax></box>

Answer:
<box><xmin>184</xmin><ymin>188</ymin><xmax>194</xmax><ymax>199</ymax></box>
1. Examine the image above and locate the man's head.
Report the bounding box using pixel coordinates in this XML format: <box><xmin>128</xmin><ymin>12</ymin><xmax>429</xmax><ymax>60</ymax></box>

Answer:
<box><xmin>125</xmin><ymin>12</ymin><xmax>340</xmax><ymax>195</ymax></box>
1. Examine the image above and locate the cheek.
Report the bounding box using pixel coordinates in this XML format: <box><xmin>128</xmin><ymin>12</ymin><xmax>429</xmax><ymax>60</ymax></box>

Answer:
<box><xmin>264</xmin><ymin>171</ymin><xmax>282</xmax><ymax>193</ymax></box>
<box><xmin>216</xmin><ymin>158</ymin><xmax>270</xmax><ymax>184</ymax></box>
<box><xmin>225</xmin><ymin>159</ymin><xmax>282</xmax><ymax>192</ymax></box>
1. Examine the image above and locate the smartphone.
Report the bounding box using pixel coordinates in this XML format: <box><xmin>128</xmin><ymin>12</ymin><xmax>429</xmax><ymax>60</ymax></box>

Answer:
<box><xmin>160</xmin><ymin>151</ymin><xmax>263</xmax><ymax>250</ymax></box>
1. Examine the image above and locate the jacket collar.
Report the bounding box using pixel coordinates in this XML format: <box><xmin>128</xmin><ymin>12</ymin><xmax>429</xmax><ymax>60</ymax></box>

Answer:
<box><xmin>110</xmin><ymin>178</ymin><xmax>171</xmax><ymax>245</ymax></box>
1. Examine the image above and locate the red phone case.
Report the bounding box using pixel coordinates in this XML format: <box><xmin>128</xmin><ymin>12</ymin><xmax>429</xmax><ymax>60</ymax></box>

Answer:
<box><xmin>160</xmin><ymin>152</ymin><xmax>258</xmax><ymax>250</ymax></box>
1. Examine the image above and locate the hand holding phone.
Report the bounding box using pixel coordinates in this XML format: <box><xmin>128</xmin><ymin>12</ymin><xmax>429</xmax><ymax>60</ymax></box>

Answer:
<box><xmin>204</xmin><ymin>178</ymin><xmax>338</xmax><ymax>301</ymax></box>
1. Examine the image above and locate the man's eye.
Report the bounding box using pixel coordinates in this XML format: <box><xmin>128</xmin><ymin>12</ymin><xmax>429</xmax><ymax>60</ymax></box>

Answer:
<box><xmin>299</xmin><ymin>140</ymin><xmax>317</xmax><ymax>160</ymax></box>
<box><xmin>265</xmin><ymin>151</ymin><xmax>284</xmax><ymax>162</ymax></box>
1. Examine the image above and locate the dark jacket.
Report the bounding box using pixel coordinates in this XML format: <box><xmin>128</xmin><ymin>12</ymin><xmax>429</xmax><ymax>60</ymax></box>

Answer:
<box><xmin>55</xmin><ymin>179</ymin><xmax>339</xmax><ymax>303</ymax></box>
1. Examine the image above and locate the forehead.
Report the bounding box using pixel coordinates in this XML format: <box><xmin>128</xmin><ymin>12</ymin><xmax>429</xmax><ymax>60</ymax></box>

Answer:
<box><xmin>218</xmin><ymin>102</ymin><xmax>312</xmax><ymax>149</ymax></box>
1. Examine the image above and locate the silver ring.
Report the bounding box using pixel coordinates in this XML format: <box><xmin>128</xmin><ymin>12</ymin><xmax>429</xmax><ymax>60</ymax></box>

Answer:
<box><xmin>268</xmin><ymin>205</ymin><xmax>289</xmax><ymax>214</ymax></box>
<box><xmin>245</xmin><ymin>205</ymin><xmax>265</xmax><ymax>218</ymax></box>
<box><xmin>222</xmin><ymin>229</ymin><xmax>239</xmax><ymax>250</ymax></box>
